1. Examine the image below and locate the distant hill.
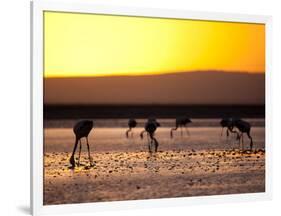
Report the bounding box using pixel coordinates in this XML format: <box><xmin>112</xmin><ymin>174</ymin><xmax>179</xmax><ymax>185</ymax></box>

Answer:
<box><xmin>44</xmin><ymin>71</ymin><xmax>265</xmax><ymax>105</ymax></box>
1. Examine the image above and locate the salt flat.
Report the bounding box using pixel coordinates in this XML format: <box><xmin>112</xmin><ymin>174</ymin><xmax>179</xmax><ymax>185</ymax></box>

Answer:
<box><xmin>44</xmin><ymin>126</ymin><xmax>265</xmax><ymax>205</ymax></box>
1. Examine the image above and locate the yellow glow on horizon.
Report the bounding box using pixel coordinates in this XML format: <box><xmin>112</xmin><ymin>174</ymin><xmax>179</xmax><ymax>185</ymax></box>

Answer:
<box><xmin>44</xmin><ymin>11</ymin><xmax>265</xmax><ymax>78</ymax></box>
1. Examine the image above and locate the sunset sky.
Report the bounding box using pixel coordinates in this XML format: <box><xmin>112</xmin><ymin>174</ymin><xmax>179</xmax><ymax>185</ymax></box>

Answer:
<box><xmin>44</xmin><ymin>11</ymin><xmax>265</xmax><ymax>78</ymax></box>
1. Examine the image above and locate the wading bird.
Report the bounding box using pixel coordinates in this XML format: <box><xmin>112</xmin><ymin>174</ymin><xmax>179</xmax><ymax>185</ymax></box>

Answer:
<box><xmin>230</xmin><ymin>119</ymin><xmax>253</xmax><ymax>150</ymax></box>
<box><xmin>69</xmin><ymin>120</ymin><xmax>94</xmax><ymax>169</ymax></box>
<box><xmin>126</xmin><ymin>118</ymin><xmax>137</xmax><ymax>138</ymax></box>
<box><xmin>220</xmin><ymin>118</ymin><xmax>235</xmax><ymax>138</ymax></box>
<box><xmin>170</xmin><ymin>116</ymin><xmax>192</xmax><ymax>138</ymax></box>
<box><xmin>140</xmin><ymin>118</ymin><xmax>160</xmax><ymax>153</ymax></box>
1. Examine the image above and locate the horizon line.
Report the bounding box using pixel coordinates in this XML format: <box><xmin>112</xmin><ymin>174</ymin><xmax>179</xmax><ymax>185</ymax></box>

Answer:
<box><xmin>44</xmin><ymin>70</ymin><xmax>265</xmax><ymax>79</ymax></box>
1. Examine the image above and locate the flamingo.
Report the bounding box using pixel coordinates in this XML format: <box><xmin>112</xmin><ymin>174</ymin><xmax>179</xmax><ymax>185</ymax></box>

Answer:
<box><xmin>126</xmin><ymin>118</ymin><xmax>137</xmax><ymax>138</ymax></box>
<box><xmin>69</xmin><ymin>120</ymin><xmax>94</xmax><ymax>168</ymax></box>
<box><xmin>220</xmin><ymin>118</ymin><xmax>235</xmax><ymax>138</ymax></box>
<box><xmin>170</xmin><ymin>116</ymin><xmax>192</xmax><ymax>138</ymax></box>
<box><xmin>231</xmin><ymin>119</ymin><xmax>253</xmax><ymax>150</ymax></box>
<box><xmin>140</xmin><ymin>118</ymin><xmax>160</xmax><ymax>153</ymax></box>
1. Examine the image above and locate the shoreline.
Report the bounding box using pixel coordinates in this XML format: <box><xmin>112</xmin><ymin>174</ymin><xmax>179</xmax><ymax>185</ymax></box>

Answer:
<box><xmin>44</xmin><ymin>149</ymin><xmax>265</xmax><ymax>205</ymax></box>
<box><xmin>44</xmin><ymin>105</ymin><xmax>265</xmax><ymax>119</ymax></box>
<box><xmin>44</xmin><ymin>118</ymin><xmax>265</xmax><ymax>129</ymax></box>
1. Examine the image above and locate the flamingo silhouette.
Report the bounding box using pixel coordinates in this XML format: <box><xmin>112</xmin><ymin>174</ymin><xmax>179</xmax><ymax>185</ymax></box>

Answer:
<box><xmin>170</xmin><ymin>116</ymin><xmax>192</xmax><ymax>138</ymax></box>
<box><xmin>140</xmin><ymin>118</ymin><xmax>160</xmax><ymax>153</ymax></box>
<box><xmin>126</xmin><ymin>118</ymin><xmax>137</xmax><ymax>138</ymax></box>
<box><xmin>69</xmin><ymin>120</ymin><xmax>94</xmax><ymax>169</ymax></box>
<box><xmin>230</xmin><ymin>119</ymin><xmax>253</xmax><ymax>150</ymax></box>
<box><xmin>220</xmin><ymin>118</ymin><xmax>236</xmax><ymax>138</ymax></box>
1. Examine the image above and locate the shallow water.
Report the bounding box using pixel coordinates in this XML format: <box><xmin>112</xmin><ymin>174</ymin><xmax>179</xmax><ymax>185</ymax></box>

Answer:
<box><xmin>44</xmin><ymin>118</ymin><xmax>265</xmax><ymax>128</ymax></box>
<box><xmin>44</xmin><ymin>126</ymin><xmax>265</xmax><ymax>153</ymax></box>
<box><xmin>44</xmin><ymin>118</ymin><xmax>265</xmax><ymax>205</ymax></box>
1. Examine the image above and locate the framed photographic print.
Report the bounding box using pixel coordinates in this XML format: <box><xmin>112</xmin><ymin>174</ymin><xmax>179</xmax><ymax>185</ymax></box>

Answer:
<box><xmin>31</xmin><ymin>0</ymin><xmax>272</xmax><ymax>215</ymax></box>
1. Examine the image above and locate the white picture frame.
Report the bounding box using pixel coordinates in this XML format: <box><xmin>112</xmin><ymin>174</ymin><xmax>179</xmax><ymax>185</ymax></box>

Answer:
<box><xmin>31</xmin><ymin>0</ymin><xmax>272</xmax><ymax>215</ymax></box>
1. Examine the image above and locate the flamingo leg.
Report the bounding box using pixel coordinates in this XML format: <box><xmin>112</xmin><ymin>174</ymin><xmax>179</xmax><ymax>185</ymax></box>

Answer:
<box><xmin>237</xmin><ymin>133</ymin><xmax>240</xmax><ymax>149</ymax></box>
<box><xmin>148</xmin><ymin>139</ymin><xmax>152</xmax><ymax>153</ymax></box>
<box><xmin>140</xmin><ymin>130</ymin><xmax>146</xmax><ymax>139</ymax></box>
<box><xmin>126</xmin><ymin>128</ymin><xmax>131</xmax><ymax>138</ymax></box>
<box><xmin>86</xmin><ymin>137</ymin><xmax>93</xmax><ymax>166</ymax></box>
<box><xmin>148</xmin><ymin>133</ymin><xmax>153</xmax><ymax>153</ymax></box>
<box><xmin>247</xmin><ymin>131</ymin><xmax>253</xmax><ymax>150</ymax></box>
<box><xmin>154</xmin><ymin>137</ymin><xmax>159</xmax><ymax>152</ymax></box>
<box><xmin>69</xmin><ymin>137</ymin><xmax>79</xmax><ymax>168</ymax></box>
<box><xmin>170</xmin><ymin>127</ymin><xmax>178</xmax><ymax>138</ymax></box>
<box><xmin>180</xmin><ymin>127</ymin><xmax>183</xmax><ymax>137</ymax></box>
<box><xmin>241</xmin><ymin>133</ymin><xmax>244</xmax><ymax>151</ymax></box>
<box><xmin>221</xmin><ymin>127</ymin><xmax>224</xmax><ymax>136</ymax></box>
<box><xmin>78</xmin><ymin>139</ymin><xmax>82</xmax><ymax>166</ymax></box>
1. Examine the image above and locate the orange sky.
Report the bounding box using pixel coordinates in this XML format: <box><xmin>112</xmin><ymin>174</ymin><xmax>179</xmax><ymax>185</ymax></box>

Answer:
<box><xmin>44</xmin><ymin>11</ymin><xmax>265</xmax><ymax>78</ymax></box>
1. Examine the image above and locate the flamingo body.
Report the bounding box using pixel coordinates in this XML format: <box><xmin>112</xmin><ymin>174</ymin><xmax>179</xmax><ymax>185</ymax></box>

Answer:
<box><xmin>70</xmin><ymin>120</ymin><xmax>94</xmax><ymax>168</ymax></box>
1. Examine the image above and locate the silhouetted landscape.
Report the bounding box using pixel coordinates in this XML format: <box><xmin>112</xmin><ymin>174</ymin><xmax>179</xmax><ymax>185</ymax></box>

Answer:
<box><xmin>44</xmin><ymin>71</ymin><xmax>265</xmax><ymax>105</ymax></box>
<box><xmin>44</xmin><ymin>71</ymin><xmax>265</xmax><ymax>119</ymax></box>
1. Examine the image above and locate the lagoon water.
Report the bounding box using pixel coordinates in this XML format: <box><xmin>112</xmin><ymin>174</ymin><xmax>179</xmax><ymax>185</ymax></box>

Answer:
<box><xmin>43</xmin><ymin>118</ymin><xmax>265</xmax><ymax>205</ymax></box>
<box><xmin>44</xmin><ymin>118</ymin><xmax>265</xmax><ymax>153</ymax></box>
